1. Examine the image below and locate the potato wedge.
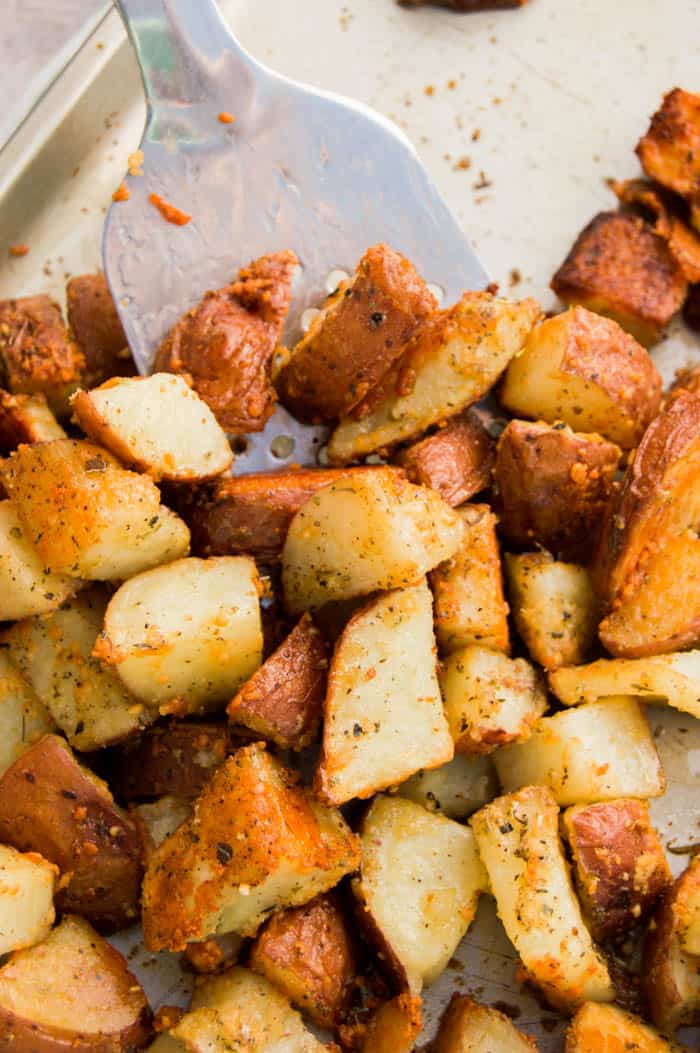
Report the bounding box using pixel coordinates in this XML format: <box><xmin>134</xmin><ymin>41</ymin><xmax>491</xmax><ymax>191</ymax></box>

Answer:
<box><xmin>282</xmin><ymin>468</ymin><xmax>464</xmax><ymax>613</ymax></box>
<box><xmin>440</xmin><ymin>645</ymin><xmax>547</xmax><ymax>754</ymax></box>
<box><xmin>0</xmin><ymin>650</ymin><xmax>54</xmax><ymax>778</ymax></box>
<box><xmin>328</xmin><ymin>292</ymin><xmax>541</xmax><ymax>463</ymax></box>
<box><xmin>566</xmin><ymin>1002</ymin><xmax>688</xmax><ymax>1053</ymax></box>
<box><xmin>1</xmin><ymin>438</ymin><xmax>190</xmax><ymax>580</ymax></box>
<box><xmin>130</xmin><ymin>796</ymin><xmax>192</xmax><ymax>863</ymax></box>
<box><xmin>71</xmin><ymin>374</ymin><xmax>232</xmax><ymax>482</ymax></box>
<box><xmin>314</xmin><ymin>579</ymin><xmax>453</xmax><ymax>805</ymax></box>
<box><xmin>504</xmin><ymin>553</ymin><xmax>598</xmax><ymax>670</ymax></box>
<box><xmin>358</xmin><ymin>993</ymin><xmax>422</xmax><ymax>1053</ymax></box>
<box><xmin>561</xmin><ymin>799</ymin><xmax>671</xmax><ymax>942</ymax></box>
<box><xmin>471</xmin><ymin>786</ymin><xmax>614</xmax><ymax>1011</ymax></box>
<box><xmin>97</xmin><ymin>556</ymin><xmax>262</xmax><ymax>714</ymax></box>
<box><xmin>397</xmin><ymin>409</ymin><xmax>495</xmax><ymax>507</ymax></box>
<box><xmin>142</xmin><ymin>743</ymin><xmax>359</xmax><ymax>949</ymax></box>
<box><xmin>0</xmin><ymin>294</ymin><xmax>84</xmax><ymax>414</ymax></box>
<box><xmin>0</xmin><ymin>734</ymin><xmax>143</xmax><ymax>932</ymax></box>
<box><xmin>398</xmin><ymin>752</ymin><xmax>497</xmax><ymax>819</ymax></box>
<box><xmin>637</xmin><ymin>89</ymin><xmax>700</xmax><ymax>219</ymax></box>
<box><xmin>0</xmin><ymin>499</ymin><xmax>79</xmax><ymax>621</ymax></box>
<box><xmin>643</xmin><ymin>859</ymin><xmax>700</xmax><ymax>1032</ymax></box>
<box><xmin>432</xmin><ymin>994</ymin><xmax>540</xmax><ymax>1052</ymax></box>
<box><xmin>65</xmin><ymin>272</ymin><xmax>133</xmax><ymax>387</ymax></box>
<box><xmin>493</xmin><ymin>697</ymin><xmax>665</xmax><ymax>806</ymax></box>
<box><xmin>0</xmin><ymin>844</ymin><xmax>57</xmax><ymax>955</ymax></box>
<box><xmin>674</xmin><ymin>854</ymin><xmax>700</xmax><ymax>958</ymax></box>
<box><xmin>353</xmin><ymin>795</ymin><xmax>487</xmax><ymax>992</ymax></box>
<box><xmin>110</xmin><ymin>722</ymin><xmax>232</xmax><ymax>801</ymax></box>
<box><xmin>430</xmin><ymin>504</ymin><xmax>510</xmax><ymax>655</ymax></box>
<box><xmin>0</xmin><ymin>915</ymin><xmax>151</xmax><ymax>1053</ymax></box>
<box><xmin>0</xmin><ymin>389</ymin><xmax>65</xmax><ymax>452</ymax></box>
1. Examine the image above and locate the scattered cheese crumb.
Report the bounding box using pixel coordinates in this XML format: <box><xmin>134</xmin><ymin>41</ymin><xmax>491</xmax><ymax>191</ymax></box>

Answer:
<box><xmin>149</xmin><ymin>193</ymin><xmax>192</xmax><ymax>226</ymax></box>
<box><xmin>218</xmin><ymin>111</ymin><xmax>235</xmax><ymax>124</ymax></box>
<box><xmin>112</xmin><ymin>182</ymin><xmax>130</xmax><ymax>202</ymax></box>
<box><xmin>8</xmin><ymin>244</ymin><xmax>29</xmax><ymax>258</ymax></box>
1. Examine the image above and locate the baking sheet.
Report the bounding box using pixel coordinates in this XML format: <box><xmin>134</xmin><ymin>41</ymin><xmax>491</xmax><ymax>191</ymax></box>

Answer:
<box><xmin>1</xmin><ymin>1</ymin><xmax>700</xmax><ymax>1047</ymax></box>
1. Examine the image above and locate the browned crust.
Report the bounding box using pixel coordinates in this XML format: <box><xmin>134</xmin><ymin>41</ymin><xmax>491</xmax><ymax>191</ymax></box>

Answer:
<box><xmin>612</xmin><ymin>179</ymin><xmax>700</xmax><ymax>283</ymax></box>
<box><xmin>154</xmin><ymin>251</ymin><xmax>297</xmax><ymax>434</ymax></box>
<box><xmin>0</xmin><ymin>389</ymin><xmax>61</xmax><ymax>452</ymax></box>
<box><xmin>66</xmin><ymin>273</ymin><xmax>133</xmax><ymax>387</ymax></box>
<box><xmin>277</xmin><ymin>244</ymin><xmax>436</xmax><ymax>422</ymax></box>
<box><xmin>683</xmin><ymin>285</ymin><xmax>700</xmax><ymax>333</ymax></box>
<box><xmin>433</xmin><ymin>994</ymin><xmax>539</xmax><ymax>1051</ymax></box>
<box><xmin>494</xmin><ymin>419</ymin><xmax>621</xmax><ymax>561</ymax></box>
<box><xmin>0</xmin><ymin>735</ymin><xmax>143</xmax><ymax>933</ymax></box>
<box><xmin>397</xmin><ymin>409</ymin><xmax>495</xmax><ymax>506</ymax></box>
<box><xmin>637</xmin><ymin>88</ymin><xmax>700</xmax><ymax>200</ymax></box>
<box><xmin>109</xmin><ymin>721</ymin><xmax>233</xmax><ymax>801</ymax></box>
<box><xmin>0</xmin><ymin>295</ymin><xmax>84</xmax><ymax>410</ymax></box>
<box><xmin>643</xmin><ymin>868</ymin><xmax>700</xmax><ymax>1032</ymax></box>
<box><xmin>358</xmin><ymin>993</ymin><xmax>422</xmax><ymax>1053</ymax></box>
<box><xmin>671</xmin><ymin>363</ymin><xmax>700</xmax><ymax>397</ymax></box>
<box><xmin>227</xmin><ymin>613</ymin><xmax>328</xmax><ymax>750</ymax></box>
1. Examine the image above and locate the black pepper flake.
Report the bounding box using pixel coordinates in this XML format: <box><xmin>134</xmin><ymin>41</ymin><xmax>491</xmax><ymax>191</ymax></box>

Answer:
<box><xmin>84</xmin><ymin>456</ymin><xmax>107</xmax><ymax>472</ymax></box>
<box><xmin>216</xmin><ymin>842</ymin><xmax>233</xmax><ymax>864</ymax></box>
<box><xmin>24</xmin><ymin>771</ymin><xmax>36</xmax><ymax>783</ymax></box>
<box><xmin>353</xmin><ymin>723</ymin><xmax>364</xmax><ymax>737</ymax></box>
<box><xmin>499</xmin><ymin>822</ymin><xmax>513</xmax><ymax>834</ymax></box>
<box><xmin>61</xmin><ymin>789</ymin><xmax>78</xmax><ymax>799</ymax></box>
<box><xmin>368</xmin><ymin>311</ymin><xmax>386</xmax><ymax>329</ymax></box>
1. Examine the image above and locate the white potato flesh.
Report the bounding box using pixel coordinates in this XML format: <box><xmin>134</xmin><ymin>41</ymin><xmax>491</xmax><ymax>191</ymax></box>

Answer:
<box><xmin>494</xmin><ymin>697</ymin><xmax>665</xmax><ymax>806</ymax></box>
<box><xmin>131</xmin><ymin>796</ymin><xmax>192</xmax><ymax>859</ymax></box>
<box><xmin>471</xmin><ymin>786</ymin><xmax>614</xmax><ymax>1011</ymax></box>
<box><xmin>0</xmin><ymin>501</ymin><xmax>78</xmax><ymax>620</ymax></box>
<box><xmin>550</xmin><ymin>651</ymin><xmax>700</xmax><ymax>719</ymax></box>
<box><xmin>0</xmin><ymin>844</ymin><xmax>56</xmax><ymax>954</ymax></box>
<box><xmin>0</xmin><ymin>651</ymin><xmax>54</xmax><ymax>778</ymax></box>
<box><xmin>99</xmin><ymin>556</ymin><xmax>262</xmax><ymax>713</ymax></box>
<box><xmin>71</xmin><ymin>374</ymin><xmax>233</xmax><ymax>482</ymax></box>
<box><xmin>315</xmin><ymin>578</ymin><xmax>453</xmax><ymax>805</ymax></box>
<box><xmin>566</xmin><ymin>1002</ymin><xmax>680</xmax><ymax>1053</ymax></box>
<box><xmin>398</xmin><ymin>752</ymin><xmax>498</xmax><ymax>819</ymax></box>
<box><xmin>282</xmin><ymin>468</ymin><xmax>465</xmax><ymax>614</ymax></box>
<box><xmin>433</xmin><ymin>996</ymin><xmax>539</xmax><ymax>1053</ymax></box>
<box><xmin>354</xmin><ymin>795</ymin><xmax>488</xmax><ymax>992</ymax></box>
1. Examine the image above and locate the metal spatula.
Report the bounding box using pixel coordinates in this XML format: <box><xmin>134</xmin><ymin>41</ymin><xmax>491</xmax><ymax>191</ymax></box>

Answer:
<box><xmin>104</xmin><ymin>0</ymin><xmax>489</xmax><ymax>472</ymax></box>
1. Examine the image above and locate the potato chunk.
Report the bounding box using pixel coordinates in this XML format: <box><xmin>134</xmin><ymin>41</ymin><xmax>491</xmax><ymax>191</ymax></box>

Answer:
<box><xmin>98</xmin><ymin>556</ymin><xmax>262</xmax><ymax>714</ymax></box>
<box><xmin>433</xmin><ymin>994</ymin><xmax>540</xmax><ymax>1052</ymax></box>
<box><xmin>440</xmin><ymin>645</ymin><xmax>547</xmax><ymax>754</ymax></box>
<box><xmin>353</xmin><ymin>795</ymin><xmax>487</xmax><ymax>992</ymax></box>
<box><xmin>0</xmin><ymin>389</ymin><xmax>65</xmax><ymax>452</ymax></box>
<box><xmin>493</xmin><ymin>697</ymin><xmax>665</xmax><ymax>806</ymax></box>
<box><xmin>397</xmin><ymin>408</ymin><xmax>495</xmax><ymax>507</ymax></box>
<box><xmin>130</xmin><ymin>795</ymin><xmax>192</xmax><ymax>863</ymax></box>
<box><xmin>0</xmin><ymin>651</ymin><xmax>54</xmax><ymax>778</ymax></box>
<box><xmin>643</xmin><ymin>858</ymin><xmax>700</xmax><ymax>1032</ymax></box>
<box><xmin>72</xmin><ymin>373</ymin><xmax>232</xmax><ymax>481</ymax></box>
<box><xmin>0</xmin><ymin>915</ymin><xmax>151</xmax><ymax>1053</ymax></box>
<box><xmin>142</xmin><ymin>743</ymin><xmax>359</xmax><ymax>949</ymax></box>
<box><xmin>0</xmin><ymin>845</ymin><xmax>57</xmax><ymax>955</ymax></box>
<box><xmin>499</xmin><ymin>306</ymin><xmax>662</xmax><ymax>446</ymax></box>
<box><xmin>561</xmin><ymin>799</ymin><xmax>671</xmax><ymax>943</ymax></box>
<box><xmin>358</xmin><ymin>994</ymin><xmax>422</xmax><ymax>1053</ymax></box>
<box><xmin>0</xmin><ymin>295</ymin><xmax>84</xmax><ymax>414</ymax></box>
<box><xmin>110</xmin><ymin>721</ymin><xmax>232</xmax><ymax>801</ymax></box>
<box><xmin>566</xmin><ymin>1002</ymin><xmax>686</xmax><ymax>1053</ymax></box>
<box><xmin>471</xmin><ymin>786</ymin><xmax>614</xmax><ymax>1011</ymax></box>
<box><xmin>550</xmin><ymin>214</ymin><xmax>687</xmax><ymax>347</ymax></box>
<box><xmin>398</xmin><ymin>752</ymin><xmax>497</xmax><ymax>819</ymax></box>
<box><xmin>611</xmin><ymin>178</ymin><xmax>700</xmax><ymax>283</ymax></box>
<box><xmin>66</xmin><ymin>272</ymin><xmax>132</xmax><ymax>387</ymax></box>
<box><xmin>674</xmin><ymin>854</ymin><xmax>700</xmax><ymax>957</ymax></box>
<box><xmin>314</xmin><ymin>579</ymin><xmax>453</xmax><ymax>805</ymax></box>
<box><xmin>282</xmin><ymin>468</ymin><xmax>464</xmax><ymax>613</ymax></box>
<box><xmin>637</xmin><ymin>89</ymin><xmax>700</xmax><ymax>219</ymax></box>
<box><xmin>494</xmin><ymin>420</ymin><xmax>621</xmax><ymax>560</ymax></box>
<box><xmin>0</xmin><ymin>499</ymin><xmax>78</xmax><ymax>621</ymax></box>
<box><xmin>1</xmin><ymin>438</ymin><xmax>189</xmax><ymax>580</ymax></box>
<box><xmin>430</xmin><ymin>504</ymin><xmax>510</xmax><ymax>655</ymax></box>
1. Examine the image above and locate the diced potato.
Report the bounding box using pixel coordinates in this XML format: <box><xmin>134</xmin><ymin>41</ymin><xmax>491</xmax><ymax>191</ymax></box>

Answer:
<box><xmin>130</xmin><ymin>796</ymin><xmax>192</xmax><ymax>863</ymax></box>
<box><xmin>65</xmin><ymin>272</ymin><xmax>133</xmax><ymax>387</ymax></box>
<box><xmin>430</xmin><ymin>504</ymin><xmax>510</xmax><ymax>655</ymax></box>
<box><xmin>328</xmin><ymin>292</ymin><xmax>541</xmax><ymax>462</ymax></box>
<box><xmin>637</xmin><ymin>89</ymin><xmax>700</xmax><ymax>219</ymax></box>
<box><xmin>97</xmin><ymin>556</ymin><xmax>262</xmax><ymax>714</ymax></box>
<box><xmin>0</xmin><ymin>844</ymin><xmax>57</xmax><ymax>955</ymax></box>
<box><xmin>142</xmin><ymin>743</ymin><xmax>359</xmax><ymax>949</ymax></box>
<box><xmin>432</xmin><ymin>994</ymin><xmax>540</xmax><ymax>1052</ymax></box>
<box><xmin>643</xmin><ymin>858</ymin><xmax>700</xmax><ymax>1032</ymax></box>
<box><xmin>0</xmin><ymin>389</ymin><xmax>65</xmax><ymax>452</ymax></box>
<box><xmin>493</xmin><ymin>697</ymin><xmax>665</xmax><ymax>806</ymax></box>
<box><xmin>314</xmin><ymin>579</ymin><xmax>453</xmax><ymax>805</ymax></box>
<box><xmin>398</xmin><ymin>752</ymin><xmax>497</xmax><ymax>819</ymax></box>
<box><xmin>2</xmin><ymin>587</ymin><xmax>152</xmax><ymax>751</ymax></box>
<box><xmin>566</xmin><ymin>1002</ymin><xmax>687</xmax><ymax>1053</ymax></box>
<box><xmin>0</xmin><ymin>916</ymin><xmax>151</xmax><ymax>1053</ymax></box>
<box><xmin>181</xmin><ymin>934</ymin><xmax>244</xmax><ymax>977</ymax></box>
<box><xmin>359</xmin><ymin>993</ymin><xmax>422</xmax><ymax>1053</ymax></box>
<box><xmin>674</xmin><ymin>854</ymin><xmax>700</xmax><ymax>957</ymax></box>
<box><xmin>0</xmin><ymin>295</ymin><xmax>84</xmax><ymax>415</ymax></box>
<box><xmin>561</xmin><ymin>799</ymin><xmax>671</xmax><ymax>942</ymax></box>
<box><xmin>353</xmin><ymin>795</ymin><xmax>487</xmax><ymax>992</ymax></box>
<box><xmin>0</xmin><ymin>650</ymin><xmax>54</xmax><ymax>778</ymax></box>
<box><xmin>549</xmin><ymin>651</ymin><xmax>700</xmax><ymax>719</ymax></box>
<box><xmin>397</xmin><ymin>408</ymin><xmax>495</xmax><ymax>507</ymax></box>
<box><xmin>1</xmin><ymin>438</ymin><xmax>190</xmax><ymax>580</ymax></box>
<box><xmin>440</xmin><ymin>645</ymin><xmax>547</xmax><ymax>754</ymax></box>
<box><xmin>282</xmin><ymin>468</ymin><xmax>465</xmax><ymax>614</ymax></box>
<box><xmin>611</xmin><ymin>178</ymin><xmax>700</xmax><ymax>283</ymax></box>
<box><xmin>0</xmin><ymin>499</ymin><xmax>79</xmax><ymax>620</ymax></box>
<box><xmin>110</xmin><ymin>721</ymin><xmax>232</xmax><ymax>801</ymax></box>
<box><xmin>471</xmin><ymin>786</ymin><xmax>614</xmax><ymax>1011</ymax></box>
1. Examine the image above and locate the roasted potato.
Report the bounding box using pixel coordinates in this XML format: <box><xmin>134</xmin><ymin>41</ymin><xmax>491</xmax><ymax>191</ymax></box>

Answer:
<box><xmin>493</xmin><ymin>697</ymin><xmax>665</xmax><ymax>806</ymax></box>
<box><xmin>327</xmin><ymin>292</ymin><xmax>540</xmax><ymax>463</ymax></box>
<box><xmin>398</xmin><ymin>751</ymin><xmax>497</xmax><ymax>819</ymax></box>
<box><xmin>1</xmin><ymin>438</ymin><xmax>189</xmax><ymax>581</ymax></box>
<box><xmin>504</xmin><ymin>553</ymin><xmax>598</xmax><ymax>670</ymax></box>
<box><xmin>671</xmin><ymin>362</ymin><xmax>700</xmax><ymax>398</ymax></box>
<box><xmin>96</xmin><ymin>556</ymin><xmax>262</xmax><ymax>714</ymax></box>
<box><xmin>142</xmin><ymin>743</ymin><xmax>359</xmax><ymax>949</ymax></box>
<box><xmin>353</xmin><ymin>795</ymin><xmax>487</xmax><ymax>992</ymax></box>
<box><xmin>0</xmin><ymin>650</ymin><xmax>54</xmax><ymax>778</ymax></box>
<box><xmin>674</xmin><ymin>854</ymin><xmax>700</xmax><ymax>957</ymax></box>
<box><xmin>594</xmin><ymin>390</ymin><xmax>700</xmax><ymax>657</ymax></box>
<box><xmin>397</xmin><ymin>408</ymin><xmax>495</xmax><ymax>507</ymax></box>
<box><xmin>0</xmin><ymin>734</ymin><xmax>143</xmax><ymax>931</ymax></box>
<box><xmin>643</xmin><ymin>859</ymin><xmax>700</xmax><ymax>1032</ymax></box>
<box><xmin>637</xmin><ymin>88</ymin><xmax>700</xmax><ymax>227</ymax></box>
<box><xmin>550</xmin><ymin>213</ymin><xmax>687</xmax><ymax>347</ymax></box>
<box><xmin>314</xmin><ymin>579</ymin><xmax>453</xmax><ymax>805</ymax></box>
<box><xmin>432</xmin><ymin>994</ymin><xmax>539</xmax><ymax>1052</ymax></box>
<box><xmin>561</xmin><ymin>799</ymin><xmax>671</xmax><ymax>942</ymax></box>
<box><xmin>430</xmin><ymin>504</ymin><xmax>510</xmax><ymax>655</ymax></box>
<box><xmin>0</xmin><ymin>844</ymin><xmax>57</xmax><ymax>955</ymax></box>
<box><xmin>282</xmin><ymin>468</ymin><xmax>464</xmax><ymax>613</ymax></box>
<box><xmin>566</xmin><ymin>1001</ymin><xmax>687</xmax><ymax>1053</ymax></box>
<box><xmin>471</xmin><ymin>786</ymin><xmax>614</xmax><ymax>1011</ymax></box>
<box><xmin>71</xmin><ymin>373</ymin><xmax>233</xmax><ymax>482</ymax></box>
<box><xmin>110</xmin><ymin>721</ymin><xmax>232</xmax><ymax>801</ymax></box>
<box><xmin>277</xmin><ymin>244</ymin><xmax>437</xmax><ymax>422</ymax></box>
<box><xmin>130</xmin><ymin>795</ymin><xmax>192</xmax><ymax>863</ymax></box>
<box><xmin>182</xmin><ymin>934</ymin><xmax>244</xmax><ymax>976</ymax></box>
<box><xmin>611</xmin><ymin>178</ymin><xmax>700</xmax><ymax>283</ymax></box>
<box><xmin>0</xmin><ymin>389</ymin><xmax>65</xmax><ymax>452</ymax></box>
<box><xmin>357</xmin><ymin>993</ymin><xmax>422</xmax><ymax>1053</ymax></box>
<box><xmin>0</xmin><ymin>294</ymin><xmax>84</xmax><ymax>414</ymax></box>
<box><xmin>155</xmin><ymin>250</ymin><xmax>297</xmax><ymax>434</ymax></box>
<box><xmin>494</xmin><ymin>420</ymin><xmax>621</xmax><ymax>560</ymax></box>
<box><xmin>65</xmin><ymin>271</ymin><xmax>133</xmax><ymax>387</ymax></box>
<box><xmin>440</xmin><ymin>644</ymin><xmax>547</xmax><ymax>754</ymax></box>
<box><xmin>0</xmin><ymin>499</ymin><xmax>79</xmax><ymax>621</ymax></box>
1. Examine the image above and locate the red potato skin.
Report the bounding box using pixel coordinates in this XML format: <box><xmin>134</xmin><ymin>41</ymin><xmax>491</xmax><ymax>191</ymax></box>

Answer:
<box><xmin>66</xmin><ymin>273</ymin><xmax>134</xmax><ymax>386</ymax></box>
<box><xmin>0</xmin><ymin>295</ymin><xmax>84</xmax><ymax>407</ymax></box>
<box><xmin>109</xmin><ymin>722</ymin><xmax>234</xmax><ymax>801</ymax></box>
<box><xmin>397</xmin><ymin>409</ymin><xmax>495</xmax><ymax>506</ymax></box>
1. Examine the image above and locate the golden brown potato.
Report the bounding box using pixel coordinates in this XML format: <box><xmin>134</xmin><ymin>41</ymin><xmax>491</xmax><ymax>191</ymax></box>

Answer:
<box><xmin>593</xmin><ymin>390</ymin><xmax>700</xmax><ymax>657</ymax></box>
<box><xmin>494</xmin><ymin>420</ymin><xmax>622</xmax><ymax>561</ymax></box>
<box><xmin>561</xmin><ymin>799</ymin><xmax>671</xmax><ymax>943</ymax></box>
<box><xmin>0</xmin><ymin>734</ymin><xmax>143</xmax><ymax>932</ymax></box>
<box><xmin>357</xmin><ymin>993</ymin><xmax>422</xmax><ymax>1053</ymax></box>
<box><xmin>499</xmin><ymin>306</ymin><xmax>662</xmax><ymax>448</ymax></box>
<box><xmin>155</xmin><ymin>250</ymin><xmax>297</xmax><ymax>434</ymax></box>
<box><xmin>432</xmin><ymin>994</ymin><xmax>540</xmax><ymax>1052</ymax></box>
<box><xmin>129</xmin><ymin>795</ymin><xmax>192</xmax><ymax>863</ymax></box>
<box><xmin>0</xmin><ymin>915</ymin><xmax>151</xmax><ymax>1053</ymax></box>
<box><xmin>566</xmin><ymin>1001</ymin><xmax>688</xmax><ymax>1053</ymax></box>
<box><xmin>550</xmin><ymin>213</ymin><xmax>688</xmax><ymax>347</ymax></box>
<box><xmin>181</xmin><ymin>934</ymin><xmax>243</xmax><ymax>976</ymax></box>
<box><xmin>249</xmin><ymin>893</ymin><xmax>356</xmax><ymax>1028</ymax></box>
<box><xmin>0</xmin><ymin>844</ymin><xmax>57</xmax><ymax>955</ymax></box>
<box><xmin>643</xmin><ymin>859</ymin><xmax>700</xmax><ymax>1033</ymax></box>
<box><xmin>671</xmin><ymin>362</ymin><xmax>700</xmax><ymax>398</ymax></box>
<box><xmin>637</xmin><ymin>88</ymin><xmax>700</xmax><ymax>225</ymax></box>
<box><xmin>396</xmin><ymin>408</ymin><xmax>495</xmax><ymax>507</ymax></box>
<box><xmin>66</xmin><ymin>272</ymin><xmax>133</xmax><ymax>387</ymax></box>
<box><xmin>673</xmin><ymin>854</ymin><xmax>700</xmax><ymax>957</ymax></box>
<box><xmin>611</xmin><ymin>178</ymin><xmax>700</xmax><ymax>283</ymax></box>
<box><xmin>0</xmin><ymin>294</ymin><xmax>84</xmax><ymax>414</ymax></box>
<box><xmin>277</xmin><ymin>244</ymin><xmax>436</xmax><ymax>422</ymax></box>
<box><xmin>110</xmin><ymin>722</ymin><xmax>233</xmax><ymax>800</ymax></box>
<box><xmin>228</xmin><ymin>613</ymin><xmax>327</xmax><ymax>750</ymax></box>
<box><xmin>398</xmin><ymin>752</ymin><xmax>497</xmax><ymax>819</ymax></box>
<box><xmin>430</xmin><ymin>504</ymin><xmax>510</xmax><ymax>655</ymax></box>
<box><xmin>142</xmin><ymin>743</ymin><xmax>359</xmax><ymax>950</ymax></box>
<box><xmin>0</xmin><ymin>650</ymin><xmax>54</xmax><ymax>779</ymax></box>
<box><xmin>0</xmin><ymin>499</ymin><xmax>79</xmax><ymax>621</ymax></box>
<box><xmin>0</xmin><ymin>389</ymin><xmax>65</xmax><ymax>452</ymax></box>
